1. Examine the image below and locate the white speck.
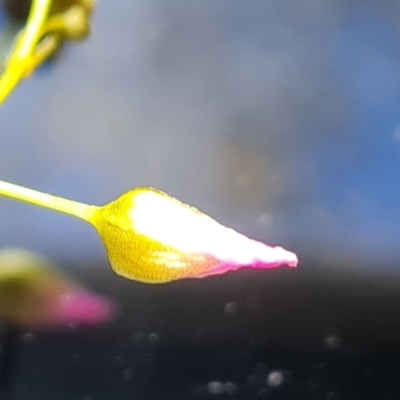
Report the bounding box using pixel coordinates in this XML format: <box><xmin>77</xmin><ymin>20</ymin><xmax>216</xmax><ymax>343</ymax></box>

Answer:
<box><xmin>148</xmin><ymin>333</ymin><xmax>159</xmax><ymax>344</ymax></box>
<box><xmin>22</xmin><ymin>333</ymin><xmax>33</xmax><ymax>344</ymax></box>
<box><xmin>393</xmin><ymin>127</ymin><xmax>400</xmax><ymax>141</ymax></box>
<box><xmin>122</xmin><ymin>368</ymin><xmax>133</xmax><ymax>380</ymax></box>
<box><xmin>224</xmin><ymin>302</ymin><xmax>237</xmax><ymax>315</ymax></box>
<box><xmin>259</xmin><ymin>213</ymin><xmax>272</xmax><ymax>226</ymax></box>
<box><xmin>325</xmin><ymin>334</ymin><xmax>342</xmax><ymax>350</ymax></box>
<box><xmin>208</xmin><ymin>381</ymin><xmax>224</xmax><ymax>395</ymax></box>
<box><xmin>266</xmin><ymin>371</ymin><xmax>284</xmax><ymax>388</ymax></box>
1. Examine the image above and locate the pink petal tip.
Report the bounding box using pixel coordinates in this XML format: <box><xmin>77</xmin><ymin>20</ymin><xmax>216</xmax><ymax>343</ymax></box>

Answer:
<box><xmin>50</xmin><ymin>290</ymin><xmax>117</xmax><ymax>326</ymax></box>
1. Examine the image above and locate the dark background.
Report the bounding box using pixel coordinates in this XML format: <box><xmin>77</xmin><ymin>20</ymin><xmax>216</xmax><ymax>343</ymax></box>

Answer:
<box><xmin>1</xmin><ymin>1</ymin><xmax>400</xmax><ymax>399</ymax></box>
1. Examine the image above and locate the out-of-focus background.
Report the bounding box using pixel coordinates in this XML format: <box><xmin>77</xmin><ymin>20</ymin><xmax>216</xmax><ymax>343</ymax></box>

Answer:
<box><xmin>1</xmin><ymin>1</ymin><xmax>400</xmax><ymax>399</ymax></box>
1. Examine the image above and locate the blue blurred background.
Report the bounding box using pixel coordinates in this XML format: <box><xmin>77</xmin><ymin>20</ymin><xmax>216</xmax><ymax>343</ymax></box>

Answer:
<box><xmin>1</xmin><ymin>0</ymin><xmax>400</xmax><ymax>270</ymax></box>
<box><xmin>1</xmin><ymin>2</ymin><xmax>400</xmax><ymax>400</ymax></box>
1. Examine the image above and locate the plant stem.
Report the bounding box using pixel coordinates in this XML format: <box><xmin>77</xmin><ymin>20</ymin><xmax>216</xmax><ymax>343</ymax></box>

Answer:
<box><xmin>0</xmin><ymin>0</ymin><xmax>53</xmax><ymax>103</ymax></box>
<box><xmin>0</xmin><ymin>179</ymin><xmax>98</xmax><ymax>222</ymax></box>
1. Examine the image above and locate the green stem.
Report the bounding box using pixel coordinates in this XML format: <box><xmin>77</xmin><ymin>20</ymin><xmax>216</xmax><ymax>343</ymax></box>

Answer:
<box><xmin>0</xmin><ymin>179</ymin><xmax>98</xmax><ymax>222</ymax></box>
<box><xmin>0</xmin><ymin>0</ymin><xmax>53</xmax><ymax>102</ymax></box>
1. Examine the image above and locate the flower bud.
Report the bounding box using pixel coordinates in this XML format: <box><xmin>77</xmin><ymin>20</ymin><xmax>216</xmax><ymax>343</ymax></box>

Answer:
<box><xmin>92</xmin><ymin>187</ymin><xmax>298</xmax><ymax>283</ymax></box>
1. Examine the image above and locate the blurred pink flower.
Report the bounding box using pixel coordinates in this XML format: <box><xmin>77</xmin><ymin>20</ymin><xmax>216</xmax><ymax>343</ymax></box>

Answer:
<box><xmin>0</xmin><ymin>248</ymin><xmax>115</xmax><ymax>328</ymax></box>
